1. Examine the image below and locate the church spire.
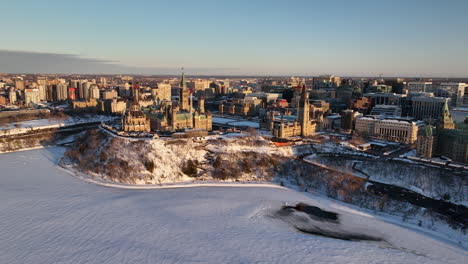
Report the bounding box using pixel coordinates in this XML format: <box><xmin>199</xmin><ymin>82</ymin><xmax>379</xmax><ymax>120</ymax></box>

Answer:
<box><xmin>180</xmin><ymin>68</ymin><xmax>187</xmax><ymax>90</ymax></box>
<box><xmin>179</xmin><ymin>68</ymin><xmax>190</xmax><ymax>111</ymax></box>
<box><xmin>437</xmin><ymin>99</ymin><xmax>455</xmax><ymax>130</ymax></box>
<box><xmin>442</xmin><ymin>100</ymin><xmax>450</xmax><ymax>116</ymax></box>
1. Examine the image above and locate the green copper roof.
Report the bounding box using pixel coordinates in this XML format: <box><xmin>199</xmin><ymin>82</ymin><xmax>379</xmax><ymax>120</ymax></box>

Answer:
<box><xmin>193</xmin><ymin>112</ymin><xmax>208</xmax><ymax>119</ymax></box>
<box><xmin>440</xmin><ymin>100</ymin><xmax>453</xmax><ymax>121</ymax></box>
<box><xmin>442</xmin><ymin>100</ymin><xmax>450</xmax><ymax>114</ymax></box>
<box><xmin>176</xmin><ymin>113</ymin><xmax>191</xmax><ymax>121</ymax></box>
<box><xmin>146</xmin><ymin>112</ymin><xmax>166</xmax><ymax>121</ymax></box>
<box><xmin>423</xmin><ymin>125</ymin><xmax>433</xmax><ymax>137</ymax></box>
<box><xmin>180</xmin><ymin>72</ymin><xmax>187</xmax><ymax>89</ymax></box>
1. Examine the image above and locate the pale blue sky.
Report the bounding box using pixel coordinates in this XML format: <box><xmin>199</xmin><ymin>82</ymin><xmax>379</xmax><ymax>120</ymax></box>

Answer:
<box><xmin>1</xmin><ymin>0</ymin><xmax>468</xmax><ymax>76</ymax></box>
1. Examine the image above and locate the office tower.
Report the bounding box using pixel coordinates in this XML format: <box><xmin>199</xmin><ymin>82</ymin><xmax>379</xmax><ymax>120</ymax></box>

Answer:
<box><xmin>407</xmin><ymin>82</ymin><xmax>433</xmax><ymax>93</ymax></box>
<box><xmin>437</xmin><ymin>83</ymin><xmax>467</xmax><ymax>107</ymax></box>
<box><xmin>411</xmin><ymin>95</ymin><xmax>449</xmax><ymax>121</ymax></box>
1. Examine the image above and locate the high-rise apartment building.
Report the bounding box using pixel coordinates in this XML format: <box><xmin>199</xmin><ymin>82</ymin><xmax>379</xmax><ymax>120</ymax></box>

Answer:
<box><xmin>90</xmin><ymin>85</ymin><xmax>100</xmax><ymax>100</ymax></box>
<box><xmin>8</xmin><ymin>87</ymin><xmax>17</xmax><ymax>104</ymax></box>
<box><xmin>82</xmin><ymin>81</ymin><xmax>91</xmax><ymax>100</ymax></box>
<box><xmin>38</xmin><ymin>84</ymin><xmax>47</xmax><ymax>101</ymax></box>
<box><xmin>24</xmin><ymin>88</ymin><xmax>40</xmax><ymax>105</ymax></box>
<box><xmin>56</xmin><ymin>83</ymin><xmax>68</xmax><ymax>101</ymax></box>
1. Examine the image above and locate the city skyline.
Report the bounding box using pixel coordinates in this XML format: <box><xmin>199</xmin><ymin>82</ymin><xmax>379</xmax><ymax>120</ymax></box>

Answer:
<box><xmin>1</xmin><ymin>1</ymin><xmax>468</xmax><ymax>263</ymax></box>
<box><xmin>2</xmin><ymin>0</ymin><xmax>468</xmax><ymax>77</ymax></box>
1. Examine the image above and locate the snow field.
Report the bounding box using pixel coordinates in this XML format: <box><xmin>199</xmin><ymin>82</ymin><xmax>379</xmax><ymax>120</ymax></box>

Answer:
<box><xmin>0</xmin><ymin>147</ymin><xmax>466</xmax><ymax>264</ymax></box>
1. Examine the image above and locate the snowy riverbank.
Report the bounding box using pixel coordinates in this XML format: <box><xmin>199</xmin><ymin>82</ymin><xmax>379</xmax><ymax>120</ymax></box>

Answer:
<box><xmin>1</xmin><ymin>147</ymin><xmax>467</xmax><ymax>263</ymax></box>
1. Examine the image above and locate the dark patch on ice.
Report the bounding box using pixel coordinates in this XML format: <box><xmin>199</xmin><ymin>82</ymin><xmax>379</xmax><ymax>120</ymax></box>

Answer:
<box><xmin>294</xmin><ymin>226</ymin><xmax>383</xmax><ymax>241</ymax></box>
<box><xmin>274</xmin><ymin>202</ymin><xmax>384</xmax><ymax>242</ymax></box>
<box><xmin>282</xmin><ymin>202</ymin><xmax>339</xmax><ymax>222</ymax></box>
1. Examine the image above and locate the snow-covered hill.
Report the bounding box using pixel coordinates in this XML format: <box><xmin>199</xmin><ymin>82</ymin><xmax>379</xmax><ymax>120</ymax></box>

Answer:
<box><xmin>62</xmin><ymin>129</ymin><xmax>298</xmax><ymax>184</ymax></box>
<box><xmin>0</xmin><ymin>147</ymin><xmax>466</xmax><ymax>264</ymax></box>
<box><xmin>61</xmin><ymin>130</ymin><xmax>468</xmax><ymax>234</ymax></box>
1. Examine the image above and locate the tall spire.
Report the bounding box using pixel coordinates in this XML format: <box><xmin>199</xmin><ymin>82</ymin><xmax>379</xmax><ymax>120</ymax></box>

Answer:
<box><xmin>179</xmin><ymin>68</ymin><xmax>194</xmax><ymax>125</ymax></box>
<box><xmin>299</xmin><ymin>84</ymin><xmax>310</xmax><ymax>137</ymax></box>
<box><xmin>179</xmin><ymin>68</ymin><xmax>190</xmax><ymax>111</ymax></box>
<box><xmin>438</xmin><ymin>99</ymin><xmax>455</xmax><ymax>130</ymax></box>
<box><xmin>442</xmin><ymin>100</ymin><xmax>450</xmax><ymax>116</ymax></box>
<box><xmin>180</xmin><ymin>68</ymin><xmax>187</xmax><ymax>89</ymax></box>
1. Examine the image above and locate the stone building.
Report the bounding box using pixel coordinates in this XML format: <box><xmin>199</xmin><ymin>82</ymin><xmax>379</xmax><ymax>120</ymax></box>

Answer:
<box><xmin>122</xmin><ymin>102</ymin><xmax>150</xmax><ymax>132</ymax></box>
<box><xmin>354</xmin><ymin>116</ymin><xmax>374</xmax><ymax>136</ymax></box>
<box><xmin>109</xmin><ymin>99</ymin><xmax>127</xmax><ymax>115</ymax></box>
<box><xmin>146</xmin><ymin>103</ymin><xmax>212</xmax><ymax>132</ymax></box>
<box><xmin>437</xmin><ymin>101</ymin><xmax>455</xmax><ymax>130</ymax></box>
<box><xmin>72</xmin><ymin>99</ymin><xmax>98</xmax><ymax>112</ymax></box>
<box><xmin>138</xmin><ymin>98</ymin><xmax>154</xmax><ymax>108</ymax></box>
<box><xmin>416</xmin><ymin>125</ymin><xmax>435</xmax><ymax>158</ymax></box>
<box><xmin>218</xmin><ymin>97</ymin><xmax>263</xmax><ymax>117</ymax></box>
<box><xmin>297</xmin><ymin>87</ymin><xmax>310</xmax><ymax>136</ymax></box>
<box><xmin>179</xmin><ymin>73</ymin><xmax>190</xmax><ymax>111</ymax></box>
<box><xmin>416</xmin><ymin>103</ymin><xmax>468</xmax><ymax>163</ymax></box>
<box><xmin>436</xmin><ymin>102</ymin><xmax>467</xmax><ymax>163</ymax></box>
<box><xmin>438</xmin><ymin>123</ymin><xmax>468</xmax><ymax>163</ymax></box>
<box><xmin>272</xmin><ymin>120</ymin><xmax>304</xmax><ymax>138</ymax></box>
<box><xmin>269</xmin><ymin>86</ymin><xmax>317</xmax><ymax>138</ymax></box>
<box><xmin>97</xmin><ymin>98</ymin><xmax>127</xmax><ymax>115</ymax></box>
<box><xmin>355</xmin><ymin>116</ymin><xmax>423</xmax><ymax>144</ymax></box>
<box><xmin>152</xmin><ymin>83</ymin><xmax>172</xmax><ymax>102</ymax></box>
<box><xmin>351</xmin><ymin>97</ymin><xmax>371</xmax><ymax>114</ymax></box>
<box><xmin>121</xmin><ymin>85</ymin><xmax>151</xmax><ymax>133</ymax></box>
<box><xmin>145</xmin><ymin>72</ymin><xmax>212</xmax><ymax>132</ymax></box>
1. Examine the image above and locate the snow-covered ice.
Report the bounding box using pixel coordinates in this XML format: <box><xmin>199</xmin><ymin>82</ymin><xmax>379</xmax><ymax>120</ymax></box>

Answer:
<box><xmin>0</xmin><ymin>147</ymin><xmax>466</xmax><ymax>264</ymax></box>
<box><xmin>212</xmin><ymin>117</ymin><xmax>260</xmax><ymax>128</ymax></box>
<box><xmin>0</xmin><ymin>115</ymin><xmax>114</xmax><ymax>136</ymax></box>
<box><xmin>228</xmin><ymin>120</ymin><xmax>260</xmax><ymax>128</ymax></box>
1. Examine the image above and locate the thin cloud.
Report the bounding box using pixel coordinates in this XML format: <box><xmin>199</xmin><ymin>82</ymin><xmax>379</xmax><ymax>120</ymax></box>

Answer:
<box><xmin>0</xmin><ymin>50</ymin><xmax>239</xmax><ymax>75</ymax></box>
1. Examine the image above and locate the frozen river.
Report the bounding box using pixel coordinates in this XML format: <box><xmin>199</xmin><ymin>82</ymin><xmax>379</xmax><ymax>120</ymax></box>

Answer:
<box><xmin>0</xmin><ymin>147</ymin><xmax>466</xmax><ymax>263</ymax></box>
